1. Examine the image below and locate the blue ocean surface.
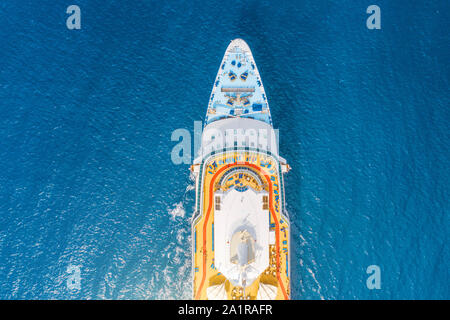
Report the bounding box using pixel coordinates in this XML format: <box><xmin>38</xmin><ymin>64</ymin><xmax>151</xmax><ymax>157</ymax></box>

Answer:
<box><xmin>0</xmin><ymin>0</ymin><xmax>448</xmax><ymax>299</ymax></box>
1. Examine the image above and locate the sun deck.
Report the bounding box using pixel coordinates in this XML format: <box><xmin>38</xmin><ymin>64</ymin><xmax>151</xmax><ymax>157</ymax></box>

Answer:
<box><xmin>192</xmin><ymin>151</ymin><xmax>290</xmax><ymax>300</ymax></box>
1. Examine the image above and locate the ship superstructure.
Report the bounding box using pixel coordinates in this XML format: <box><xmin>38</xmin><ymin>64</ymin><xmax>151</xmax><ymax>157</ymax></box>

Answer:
<box><xmin>190</xmin><ymin>39</ymin><xmax>290</xmax><ymax>300</ymax></box>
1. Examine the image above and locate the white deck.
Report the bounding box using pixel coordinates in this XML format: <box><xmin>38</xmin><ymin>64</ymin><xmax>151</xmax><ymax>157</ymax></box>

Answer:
<box><xmin>199</xmin><ymin>117</ymin><xmax>279</xmax><ymax>159</ymax></box>
<box><xmin>214</xmin><ymin>187</ymin><xmax>270</xmax><ymax>287</ymax></box>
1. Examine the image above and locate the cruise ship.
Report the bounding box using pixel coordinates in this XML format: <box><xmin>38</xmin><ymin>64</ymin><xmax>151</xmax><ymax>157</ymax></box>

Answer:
<box><xmin>190</xmin><ymin>39</ymin><xmax>290</xmax><ymax>300</ymax></box>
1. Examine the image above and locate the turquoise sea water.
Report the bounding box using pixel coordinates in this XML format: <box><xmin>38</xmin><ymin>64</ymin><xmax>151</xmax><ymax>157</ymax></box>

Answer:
<box><xmin>0</xmin><ymin>0</ymin><xmax>448</xmax><ymax>299</ymax></box>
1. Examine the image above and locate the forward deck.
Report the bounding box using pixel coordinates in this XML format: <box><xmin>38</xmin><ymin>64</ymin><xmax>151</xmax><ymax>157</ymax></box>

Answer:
<box><xmin>205</xmin><ymin>39</ymin><xmax>272</xmax><ymax>126</ymax></box>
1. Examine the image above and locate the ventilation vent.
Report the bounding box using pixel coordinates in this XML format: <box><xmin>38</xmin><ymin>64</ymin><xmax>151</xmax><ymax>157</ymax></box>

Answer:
<box><xmin>215</xmin><ymin>196</ymin><xmax>221</xmax><ymax>211</ymax></box>
<box><xmin>262</xmin><ymin>195</ymin><xmax>269</xmax><ymax>210</ymax></box>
